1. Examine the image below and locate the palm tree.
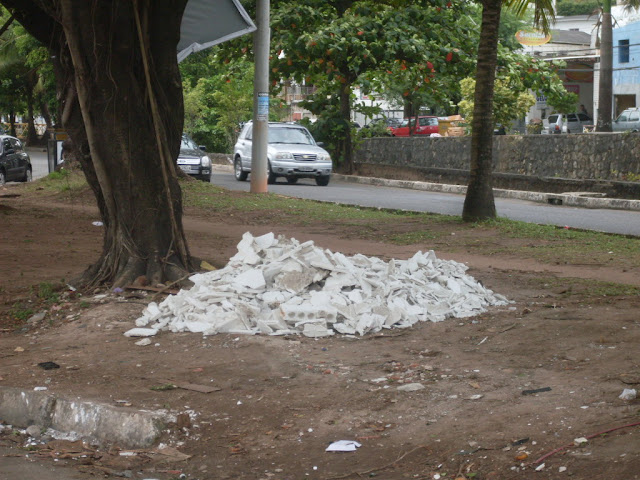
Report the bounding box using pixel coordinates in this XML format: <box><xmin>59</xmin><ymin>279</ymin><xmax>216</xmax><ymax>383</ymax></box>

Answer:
<box><xmin>462</xmin><ymin>0</ymin><xmax>554</xmax><ymax>221</ymax></box>
<box><xmin>597</xmin><ymin>0</ymin><xmax>613</xmax><ymax>132</ymax></box>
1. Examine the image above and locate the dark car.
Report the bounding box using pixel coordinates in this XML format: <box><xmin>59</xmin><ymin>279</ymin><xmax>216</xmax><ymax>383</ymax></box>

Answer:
<box><xmin>176</xmin><ymin>134</ymin><xmax>211</xmax><ymax>182</ymax></box>
<box><xmin>0</xmin><ymin>135</ymin><xmax>32</xmax><ymax>186</ymax></box>
<box><xmin>391</xmin><ymin>116</ymin><xmax>439</xmax><ymax>137</ymax></box>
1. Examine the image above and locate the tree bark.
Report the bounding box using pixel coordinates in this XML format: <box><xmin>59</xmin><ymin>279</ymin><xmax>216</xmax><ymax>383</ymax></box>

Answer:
<box><xmin>462</xmin><ymin>0</ymin><xmax>499</xmax><ymax>222</ymax></box>
<box><xmin>5</xmin><ymin>0</ymin><xmax>195</xmax><ymax>287</ymax></box>
<box><xmin>597</xmin><ymin>3</ymin><xmax>613</xmax><ymax>132</ymax></box>
<box><xmin>339</xmin><ymin>80</ymin><xmax>354</xmax><ymax>174</ymax></box>
<box><xmin>25</xmin><ymin>72</ymin><xmax>39</xmax><ymax>145</ymax></box>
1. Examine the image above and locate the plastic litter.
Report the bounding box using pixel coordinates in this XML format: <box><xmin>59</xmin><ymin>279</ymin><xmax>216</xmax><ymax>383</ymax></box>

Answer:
<box><xmin>326</xmin><ymin>440</ymin><xmax>362</xmax><ymax>452</ymax></box>
<box><xmin>619</xmin><ymin>388</ymin><xmax>637</xmax><ymax>400</ymax></box>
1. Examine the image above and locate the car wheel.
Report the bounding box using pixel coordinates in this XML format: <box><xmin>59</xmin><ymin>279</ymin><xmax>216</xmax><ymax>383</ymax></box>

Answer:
<box><xmin>0</xmin><ymin>169</ymin><xmax>5</xmax><ymax>186</ymax></box>
<box><xmin>267</xmin><ymin>162</ymin><xmax>276</xmax><ymax>185</ymax></box>
<box><xmin>315</xmin><ymin>175</ymin><xmax>330</xmax><ymax>187</ymax></box>
<box><xmin>21</xmin><ymin>168</ymin><xmax>32</xmax><ymax>182</ymax></box>
<box><xmin>234</xmin><ymin>158</ymin><xmax>248</xmax><ymax>181</ymax></box>
<box><xmin>286</xmin><ymin>177</ymin><xmax>298</xmax><ymax>184</ymax></box>
<box><xmin>199</xmin><ymin>174</ymin><xmax>211</xmax><ymax>183</ymax></box>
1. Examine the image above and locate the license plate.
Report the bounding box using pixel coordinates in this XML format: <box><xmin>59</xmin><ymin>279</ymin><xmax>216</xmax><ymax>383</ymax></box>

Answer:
<box><xmin>179</xmin><ymin>165</ymin><xmax>193</xmax><ymax>172</ymax></box>
<box><xmin>298</xmin><ymin>166</ymin><xmax>314</xmax><ymax>172</ymax></box>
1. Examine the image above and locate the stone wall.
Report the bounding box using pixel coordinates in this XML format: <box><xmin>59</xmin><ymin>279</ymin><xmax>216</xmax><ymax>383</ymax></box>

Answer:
<box><xmin>354</xmin><ymin>133</ymin><xmax>640</xmax><ymax>180</ymax></box>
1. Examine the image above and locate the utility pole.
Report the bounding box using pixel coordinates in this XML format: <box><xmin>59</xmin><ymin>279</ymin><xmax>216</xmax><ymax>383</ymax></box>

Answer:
<box><xmin>250</xmin><ymin>0</ymin><xmax>270</xmax><ymax>192</ymax></box>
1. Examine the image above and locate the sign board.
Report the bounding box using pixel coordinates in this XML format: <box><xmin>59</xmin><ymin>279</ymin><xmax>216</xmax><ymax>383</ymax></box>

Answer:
<box><xmin>535</xmin><ymin>92</ymin><xmax>547</xmax><ymax>109</ymax></box>
<box><xmin>257</xmin><ymin>92</ymin><xmax>269</xmax><ymax>121</ymax></box>
<box><xmin>515</xmin><ymin>30</ymin><xmax>551</xmax><ymax>46</ymax></box>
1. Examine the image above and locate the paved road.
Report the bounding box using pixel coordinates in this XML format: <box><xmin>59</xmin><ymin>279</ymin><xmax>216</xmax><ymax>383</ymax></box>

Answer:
<box><xmin>211</xmin><ymin>170</ymin><xmax>640</xmax><ymax>237</ymax></box>
<box><xmin>26</xmin><ymin>147</ymin><xmax>50</xmax><ymax>181</ymax></box>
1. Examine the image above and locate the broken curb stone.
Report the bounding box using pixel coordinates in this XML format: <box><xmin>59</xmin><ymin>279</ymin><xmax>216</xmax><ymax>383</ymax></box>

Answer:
<box><xmin>128</xmin><ymin>232</ymin><xmax>509</xmax><ymax>338</ymax></box>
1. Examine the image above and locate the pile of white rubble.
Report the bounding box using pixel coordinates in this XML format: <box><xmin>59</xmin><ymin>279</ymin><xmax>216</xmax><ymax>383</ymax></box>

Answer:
<box><xmin>126</xmin><ymin>232</ymin><xmax>508</xmax><ymax>338</ymax></box>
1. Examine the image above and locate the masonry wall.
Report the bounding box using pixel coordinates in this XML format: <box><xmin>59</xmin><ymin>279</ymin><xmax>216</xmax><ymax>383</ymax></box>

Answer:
<box><xmin>354</xmin><ymin>133</ymin><xmax>640</xmax><ymax>180</ymax></box>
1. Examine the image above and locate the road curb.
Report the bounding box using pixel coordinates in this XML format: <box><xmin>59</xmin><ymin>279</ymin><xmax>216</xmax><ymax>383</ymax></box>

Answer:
<box><xmin>334</xmin><ymin>174</ymin><xmax>640</xmax><ymax>212</ymax></box>
<box><xmin>0</xmin><ymin>386</ymin><xmax>172</xmax><ymax>448</ymax></box>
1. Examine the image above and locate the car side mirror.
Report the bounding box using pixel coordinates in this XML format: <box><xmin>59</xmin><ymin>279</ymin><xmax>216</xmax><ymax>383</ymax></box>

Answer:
<box><xmin>317</xmin><ymin>141</ymin><xmax>325</xmax><ymax>147</ymax></box>
<box><xmin>199</xmin><ymin>145</ymin><xmax>207</xmax><ymax>151</ymax></box>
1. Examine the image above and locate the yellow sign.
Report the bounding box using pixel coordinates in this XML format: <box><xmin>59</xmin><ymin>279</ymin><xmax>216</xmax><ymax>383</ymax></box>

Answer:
<box><xmin>515</xmin><ymin>30</ymin><xmax>551</xmax><ymax>46</ymax></box>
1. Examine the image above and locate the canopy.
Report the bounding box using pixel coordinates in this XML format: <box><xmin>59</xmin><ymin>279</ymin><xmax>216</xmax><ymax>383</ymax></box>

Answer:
<box><xmin>178</xmin><ymin>0</ymin><xmax>256</xmax><ymax>62</ymax></box>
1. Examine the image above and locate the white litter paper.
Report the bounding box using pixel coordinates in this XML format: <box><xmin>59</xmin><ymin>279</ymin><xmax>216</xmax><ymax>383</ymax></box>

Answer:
<box><xmin>126</xmin><ymin>232</ymin><xmax>509</xmax><ymax>338</ymax></box>
<box><xmin>326</xmin><ymin>440</ymin><xmax>362</xmax><ymax>452</ymax></box>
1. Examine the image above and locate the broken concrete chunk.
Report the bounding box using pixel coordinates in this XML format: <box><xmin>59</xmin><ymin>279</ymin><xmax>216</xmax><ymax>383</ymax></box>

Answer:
<box><xmin>124</xmin><ymin>328</ymin><xmax>158</xmax><ymax>337</ymax></box>
<box><xmin>397</xmin><ymin>383</ymin><xmax>425</xmax><ymax>392</ymax></box>
<box><xmin>128</xmin><ymin>233</ymin><xmax>509</xmax><ymax>338</ymax></box>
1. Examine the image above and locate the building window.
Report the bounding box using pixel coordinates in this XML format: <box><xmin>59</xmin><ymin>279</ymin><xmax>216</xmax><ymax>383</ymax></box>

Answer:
<box><xmin>619</xmin><ymin>39</ymin><xmax>630</xmax><ymax>63</ymax></box>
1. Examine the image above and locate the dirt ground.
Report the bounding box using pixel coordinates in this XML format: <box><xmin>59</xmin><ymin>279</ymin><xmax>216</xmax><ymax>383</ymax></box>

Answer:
<box><xmin>1</xmin><ymin>179</ymin><xmax>639</xmax><ymax>480</ymax></box>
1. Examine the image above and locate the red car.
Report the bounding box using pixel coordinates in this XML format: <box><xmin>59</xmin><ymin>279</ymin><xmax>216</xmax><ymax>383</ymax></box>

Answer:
<box><xmin>391</xmin><ymin>116</ymin><xmax>439</xmax><ymax>137</ymax></box>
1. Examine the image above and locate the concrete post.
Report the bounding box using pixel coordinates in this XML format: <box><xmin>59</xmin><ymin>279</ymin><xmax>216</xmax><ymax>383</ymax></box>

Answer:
<box><xmin>250</xmin><ymin>0</ymin><xmax>270</xmax><ymax>193</ymax></box>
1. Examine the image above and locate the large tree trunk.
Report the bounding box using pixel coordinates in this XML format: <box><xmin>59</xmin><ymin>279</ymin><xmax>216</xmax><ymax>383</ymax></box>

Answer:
<box><xmin>462</xmin><ymin>0</ymin><xmax>499</xmax><ymax>222</ymax></box>
<box><xmin>25</xmin><ymin>72</ymin><xmax>39</xmax><ymax>145</ymax></box>
<box><xmin>597</xmin><ymin>3</ymin><xmax>613</xmax><ymax>132</ymax></box>
<box><xmin>339</xmin><ymin>81</ymin><xmax>354</xmax><ymax>174</ymax></box>
<box><xmin>7</xmin><ymin>0</ymin><xmax>195</xmax><ymax>287</ymax></box>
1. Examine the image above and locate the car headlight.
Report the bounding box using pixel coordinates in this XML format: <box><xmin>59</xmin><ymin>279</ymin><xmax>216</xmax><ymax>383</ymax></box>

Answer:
<box><xmin>275</xmin><ymin>152</ymin><xmax>294</xmax><ymax>160</ymax></box>
<box><xmin>318</xmin><ymin>153</ymin><xmax>331</xmax><ymax>162</ymax></box>
<box><xmin>201</xmin><ymin>156</ymin><xmax>211</xmax><ymax>168</ymax></box>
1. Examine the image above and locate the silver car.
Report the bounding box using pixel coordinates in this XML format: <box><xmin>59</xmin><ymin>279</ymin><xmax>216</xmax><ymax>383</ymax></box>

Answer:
<box><xmin>233</xmin><ymin>122</ymin><xmax>332</xmax><ymax>186</ymax></box>
<box><xmin>545</xmin><ymin>113</ymin><xmax>592</xmax><ymax>134</ymax></box>
<box><xmin>612</xmin><ymin>108</ymin><xmax>640</xmax><ymax>132</ymax></box>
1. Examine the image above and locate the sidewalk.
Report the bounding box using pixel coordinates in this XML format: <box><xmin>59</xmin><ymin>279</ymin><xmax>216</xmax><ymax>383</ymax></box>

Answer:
<box><xmin>335</xmin><ymin>173</ymin><xmax>640</xmax><ymax>212</ymax></box>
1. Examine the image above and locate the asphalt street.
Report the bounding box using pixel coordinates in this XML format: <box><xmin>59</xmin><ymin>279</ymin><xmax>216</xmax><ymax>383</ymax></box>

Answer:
<box><xmin>210</xmin><ymin>169</ymin><xmax>640</xmax><ymax>237</ymax></box>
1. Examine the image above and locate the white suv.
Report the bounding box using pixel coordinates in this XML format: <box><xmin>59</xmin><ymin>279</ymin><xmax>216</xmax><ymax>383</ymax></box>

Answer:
<box><xmin>233</xmin><ymin>122</ymin><xmax>333</xmax><ymax>186</ymax></box>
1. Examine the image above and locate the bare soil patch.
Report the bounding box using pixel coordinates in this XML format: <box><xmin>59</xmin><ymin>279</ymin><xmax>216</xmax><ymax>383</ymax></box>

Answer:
<box><xmin>1</xmin><ymin>181</ymin><xmax>639</xmax><ymax>480</ymax></box>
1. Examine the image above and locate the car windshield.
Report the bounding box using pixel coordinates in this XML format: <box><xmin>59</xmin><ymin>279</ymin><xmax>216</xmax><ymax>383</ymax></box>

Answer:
<box><xmin>181</xmin><ymin>136</ymin><xmax>199</xmax><ymax>150</ymax></box>
<box><xmin>268</xmin><ymin>127</ymin><xmax>314</xmax><ymax>145</ymax></box>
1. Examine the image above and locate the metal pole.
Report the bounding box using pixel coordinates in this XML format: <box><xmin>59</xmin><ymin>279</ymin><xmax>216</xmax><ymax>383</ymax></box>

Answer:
<box><xmin>250</xmin><ymin>0</ymin><xmax>270</xmax><ymax>193</ymax></box>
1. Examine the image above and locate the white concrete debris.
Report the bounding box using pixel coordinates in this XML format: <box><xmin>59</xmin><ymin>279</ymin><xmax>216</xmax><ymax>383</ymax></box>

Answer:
<box><xmin>127</xmin><ymin>232</ymin><xmax>509</xmax><ymax>338</ymax></box>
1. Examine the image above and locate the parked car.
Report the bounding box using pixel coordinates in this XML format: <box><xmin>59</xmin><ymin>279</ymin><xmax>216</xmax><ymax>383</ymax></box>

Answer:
<box><xmin>545</xmin><ymin>113</ymin><xmax>592</xmax><ymax>134</ymax></box>
<box><xmin>391</xmin><ymin>116</ymin><xmax>439</xmax><ymax>137</ymax></box>
<box><xmin>612</xmin><ymin>107</ymin><xmax>640</xmax><ymax>132</ymax></box>
<box><xmin>176</xmin><ymin>134</ymin><xmax>211</xmax><ymax>182</ymax></box>
<box><xmin>233</xmin><ymin>122</ymin><xmax>332</xmax><ymax>186</ymax></box>
<box><xmin>363</xmin><ymin>117</ymin><xmax>402</xmax><ymax>129</ymax></box>
<box><xmin>0</xmin><ymin>135</ymin><xmax>32</xmax><ymax>186</ymax></box>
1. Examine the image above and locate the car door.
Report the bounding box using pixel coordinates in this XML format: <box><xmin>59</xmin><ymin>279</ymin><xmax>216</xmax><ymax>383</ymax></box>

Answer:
<box><xmin>566</xmin><ymin>114</ymin><xmax>579</xmax><ymax>133</ymax></box>
<box><xmin>627</xmin><ymin>110</ymin><xmax>640</xmax><ymax>131</ymax></box>
<box><xmin>1</xmin><ymin>138</ymin><xmax>17</xmax><ymax>180</ymax></box>
<box><xmin>10</xmin><ymin>138</ymin><xmax>28</xmax><ymax>179</ymax></box>
<box><xmin>614</xmin><ymin>110</ymin><xmax>631</xmax><ymax>131</ymax></box>
<box><xmin>238</xmin><ymin>125</ymin><xmax>253</xmax><ymax>170</ymax></box>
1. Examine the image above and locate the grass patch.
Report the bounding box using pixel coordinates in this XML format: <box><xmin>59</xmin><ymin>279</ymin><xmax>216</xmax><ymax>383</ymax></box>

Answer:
<box><xmin>26</xmin><ymin>168</ymin><xmax>88</xmax><ymax>195</ymax></box>
<box><xmin>181</xmin><ymin>178</ymin><xmax>433</xmax><ymax>223</ymax></box>
<box><xmin>22</xmin><ymin>172</ymin><xmax>640</xmax><ymax>271</ymax></box>
<box><xmin>466</xmin><ymin>218</ymin><xmax>640</xmax><ymax>268</ymax></box>
<box><xmin>35</xmin><ymin>282</ymin><xmax>60</xmax><ymax>305</ymax></box>
<box><xmin>531</xmin><ymin>276</ymin><xmax>640</xmax><ymax>297</ymax></box>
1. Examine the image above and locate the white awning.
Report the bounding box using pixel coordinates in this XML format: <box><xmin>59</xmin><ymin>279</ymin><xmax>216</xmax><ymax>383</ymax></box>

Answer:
<box><xmin>178</xmin><ymin>0</ymin><xmax>256</xmax><ymax>62</ymax></box>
